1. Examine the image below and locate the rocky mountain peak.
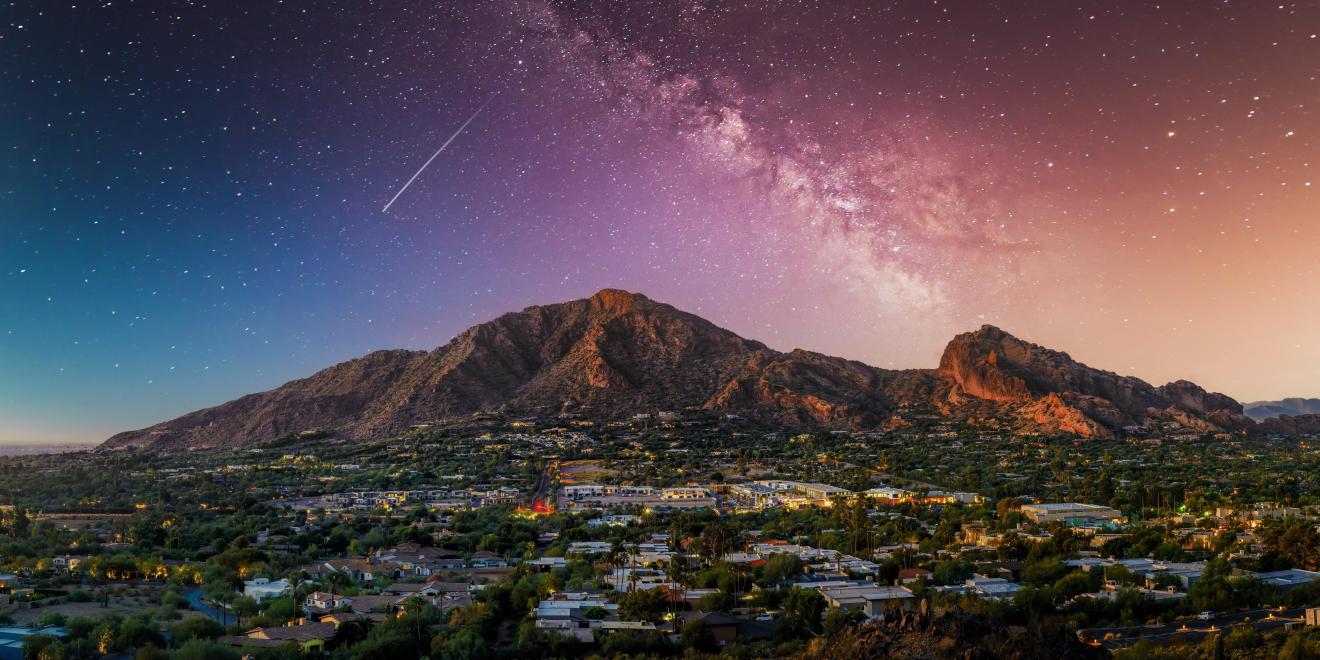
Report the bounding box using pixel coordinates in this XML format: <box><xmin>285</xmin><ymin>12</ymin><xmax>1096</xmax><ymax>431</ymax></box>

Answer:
<box><xmin>100</xmin><ymin>293</ymin><xmax>1259</xmax><ymax>451</ymax></box>
<box><xmin>587</xmin><ymin>288</ymin><xmax>651</xmax><ymax>315</ymax></box>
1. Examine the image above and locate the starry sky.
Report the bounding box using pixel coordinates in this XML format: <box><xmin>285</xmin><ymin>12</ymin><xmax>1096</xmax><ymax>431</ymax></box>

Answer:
<box><xmin>3</xmin><ymin>1</ymin><xmax>1318</xmax><ymax>443</ymax></box>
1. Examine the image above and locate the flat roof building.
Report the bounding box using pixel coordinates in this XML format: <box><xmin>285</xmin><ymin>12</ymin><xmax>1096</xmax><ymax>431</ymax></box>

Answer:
<box><xmin>1021</xmin><ymin>503</ymin><xmax>1124</xmax><ymax>524</ymax></box>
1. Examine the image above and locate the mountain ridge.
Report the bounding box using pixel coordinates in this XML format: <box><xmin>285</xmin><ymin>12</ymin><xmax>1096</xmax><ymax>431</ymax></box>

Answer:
<box><xmin>101</xmin><ymin>289</ymin><xmax>1255</xmax><ymax>451</ymax></box>
<box><xmin>1244</xmin><ymin>397</ymin><xmax>1320</xmax><ymax>421</ymax></box>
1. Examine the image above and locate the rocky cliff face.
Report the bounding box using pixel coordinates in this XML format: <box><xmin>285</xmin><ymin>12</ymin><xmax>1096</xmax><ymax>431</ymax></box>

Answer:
<box><xmin>936</xmin><ymin>325</ymin><xmax>1251</xmax><ymax>437</ymax></box>
<box><xmin>1258</xmin><ymin>413</ymin><xmax>1320</xmax><ymax>436</ymax></box>
<box><xmin>101</xmin><ymin>289</ymin><xmax>1258</xmax><ymax>451</ymax></box>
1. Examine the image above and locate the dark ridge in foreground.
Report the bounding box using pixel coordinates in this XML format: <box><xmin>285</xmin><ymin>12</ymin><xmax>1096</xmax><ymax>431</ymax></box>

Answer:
<box><xmin>795</xmin><ymin>608</ymin><xmax>1107</xmax><ymax>660</ymax></box>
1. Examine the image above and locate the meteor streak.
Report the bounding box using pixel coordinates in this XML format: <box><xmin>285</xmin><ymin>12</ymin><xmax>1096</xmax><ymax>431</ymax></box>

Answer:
<box><xmin>381</xmin><ymin>95</ymin><xmax>495</xmax><ymax>213</ymax></box>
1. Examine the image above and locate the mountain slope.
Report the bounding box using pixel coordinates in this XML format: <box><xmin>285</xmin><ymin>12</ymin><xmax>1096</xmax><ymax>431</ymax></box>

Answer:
<box><xmin>101</xmin><ymin>289</ymin><xmax>1254</xmax><ymax>450</ymax></box>
<box><xmin>1244</xmin><ymin>397</ymin><xmax>1320</xmax><ymax>421</ymax></box>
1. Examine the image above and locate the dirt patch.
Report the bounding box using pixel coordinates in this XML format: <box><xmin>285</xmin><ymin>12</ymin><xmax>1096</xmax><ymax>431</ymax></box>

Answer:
<box><xmin>559</xmin><ymin>460</ymin><xmax>618</xmax><ymax>484</ymax></box>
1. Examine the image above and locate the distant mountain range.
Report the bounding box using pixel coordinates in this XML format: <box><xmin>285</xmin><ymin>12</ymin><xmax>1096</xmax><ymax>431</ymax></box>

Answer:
<box><xmin>102</xmin><ymin>289</ymin><xmax>1311</xmax><ymax>451</ymax></box>
<box><xmin>1244</xmin><ymin>398</ymin><xmax>1320</xmax><ymax>421</ymax></box>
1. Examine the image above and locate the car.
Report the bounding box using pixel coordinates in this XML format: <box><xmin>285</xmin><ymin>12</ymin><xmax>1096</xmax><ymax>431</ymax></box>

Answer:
<box><xmin>1198</xmin><ymin>611</ymin><xmax>1214</xmax><ymax>620</ymax></box>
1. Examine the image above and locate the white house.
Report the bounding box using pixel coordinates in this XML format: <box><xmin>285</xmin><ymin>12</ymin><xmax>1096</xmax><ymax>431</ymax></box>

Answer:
<box><xmin>243</xmin><ymin>578</ymin><xmax>291</xmax><ymax>601</ymax></box>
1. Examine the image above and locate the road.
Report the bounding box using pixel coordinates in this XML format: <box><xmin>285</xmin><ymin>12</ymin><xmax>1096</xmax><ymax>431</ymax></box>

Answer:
<box><xmin>184</xmin><ymin>587</ymin><xmax>228</xmax><ymax>623</ymax></box>
<box><xmin>528</xmin><ymin>459</ymin><xmax>559</xmax><ymax>513</ymax></box>
<box><xmin>1080</xmin><ymin>607</ymin><xmax>1307</xmax><ymax>649</ymax></box>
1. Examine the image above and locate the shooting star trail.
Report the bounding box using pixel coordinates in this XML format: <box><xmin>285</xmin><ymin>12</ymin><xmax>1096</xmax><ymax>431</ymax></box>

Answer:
<box><xmin>381</xmin><ymin>95</ymin><xmax>495</xmax><ymax>213</ymax></box>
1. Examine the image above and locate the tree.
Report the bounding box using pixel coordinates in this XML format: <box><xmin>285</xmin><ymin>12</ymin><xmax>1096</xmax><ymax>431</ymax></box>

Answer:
<box><xmin>323</xmin><ymin>570</ymin><xmax>353</xmax><ymax>598</ymax></box>
<box><xmin>618</xmin><ymin>587</ymin><xmax>670</xmax><ymax>622</ymax></box>
<box><xmin>21</xmin><ymin>634</ymin><xmax>62</xmax><ymax>660</ymax></box>
<box><xmin>1261</xmin><ymin>518</ymin><xmax>1320</xmax><ymax>571</ymax></box>
<box><xmin>760</xmin><ymin>553</ymin><xmax>803</xmax><ymax>586</ymax></box>
<box><xmin>135</xmin><ymin>644</ymin><xmax>169</xmax><ymax>660</ymax></box>
<box><xmin>781</xmin><ymin>588</ymin><xmax>826</xmax><ymax>637</ymax></box>
<box><xmin>823</xmin><ymin>605</ymin><xmax>862</xmax><ymax>636</ymax></box>
<box><xmin>173</xmin><ymin>639</ymin><xmax>240</xmax><ymax>660</ymax></box>
<box><xmin>439</xmin><ymin>629</ymin><xmax>488</xmax><ymax>660</ymax></box>
<box><xmin>679</xmin><ymin>620</ymin><xmax>717</xmax><ymax>653</ymax></box>
<box><xmin>328</xmin><ymin>618</ymin><xmax>373</xmax><ymax>650</ymax></box>
<box><xmin>600</xmin><ymin>630</ymin><xmax>676</xmax><ymax>657</ymax></box>
<box><xmin>117</xmin><ymin>615</ymin><xmax>164</xmax><ymax>650</ymax></box>
<box><xmin>695</xmin><ymin>590</ymin><xmax>734</xmax><ymax>612</ymax></box>
<box><xmin>170</xmin><ymin>617</ymin><xmax>225</xmax><ymax>643</ymax></box>
<box><xmin>232</xmin><ymin>595</ymin><xmax>259</xmax><ymax>627</ymax></box>
<box><xmin>700</xmin><ymin>523</ymin><xmax>734</xmax><ymax>567</ymax></box>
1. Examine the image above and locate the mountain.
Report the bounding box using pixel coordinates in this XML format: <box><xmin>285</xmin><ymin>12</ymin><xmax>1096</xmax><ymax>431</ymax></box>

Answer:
<box><xmin>1244</xmin><ymin>398</ymin><xmax>1320</xmax><ymax>421</ymax></box>
<box><xmin>1257</xmin><ymin>414</ymin><xmax>1320</xmax><ymax>436</ymax></box>
<box><xmin>101</xmin><ymin>289</ymin><xmax>1254</xmax><ymax>451</ymax></box>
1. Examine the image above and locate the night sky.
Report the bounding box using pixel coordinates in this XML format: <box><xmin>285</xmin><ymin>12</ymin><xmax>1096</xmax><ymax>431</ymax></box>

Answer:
<box><xmin>3</xmin><ymin>1</ymin><xmax>1318</xmax><ymax>443</ymax></box>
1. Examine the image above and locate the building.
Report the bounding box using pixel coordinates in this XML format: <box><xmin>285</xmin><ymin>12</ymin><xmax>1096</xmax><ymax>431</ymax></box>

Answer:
<box><xmin>468</xmin><ymin>550</ymin><xmax>508</xmax><ymax>568</ymax></box>
<box><xmin>862</xmin><ymin>587</ymin><xmax>919</xmax><ymax>619</ymax></box>
<box><xmin>526</xmin><ymin>557</ymin><xmax>568</xmax><ymax>570</ymax></box>
<box><xmin>863</xmin><ymin>486</ymin><xmax>914</xmax><ymax>503</ymax></box>
<box><xmin>1020</xmin><ymin>503</ymin><xmax>1125</xmax><ymax>525</ymax></box>
<box><xmin>567</xmin><ymin>541</ymin><xmax>614</xmax><ymax>556</ymax></box>
<box><xmin>897</xmin><ymin>568</ymin><xmax>932</xmax><ymax>584</ymax></box>
<box><xmin>968</xmin><ymin>576</ymin><xmax>1023</xmax><ymax>600</ymax></box>
<box><xmin>728</xmin><ymin>482</ymin><xmax>781</xmax><ymax>509</ymax></box>
<box><xmin>661</xmin><ymin>487</ymin><xmax>710</xmax><ymax>500</ymax></box>
<box><xmin>794</xmin><ymin>482</ymin><xmax>852</xmax><ymax>502</ymax></box>
<box><xmin>1253</xmin><ymin>569</ymin><xmax>1320</xmax><ymax>591</ymax></box>
<box><xmin>225</xmin><ymin>622</ymin><xmax>335</xmax><ymax>654</ymax></box>
<box><xmin>818</xmin><ymin>583</ymin><xmax>916</xmax><ymax>612</ymax></box>
<box><xmin>243</xmin><ymin>577</ymin><xmax>290</xmax><ymax>601</ymax></box>
<box><xmin>587</xmin><ymin>514</ymin><xmax>641</xmax><ymax>527</ymax></box>
<box><xmin>305</xmin><ymin>592</ymin><xmax>352</xmax><ymax>611</ymax></box>
<box><xmin>680</xmin><ymin>612</ymin><xmax>776</xmax><ymax>646</ymax></box>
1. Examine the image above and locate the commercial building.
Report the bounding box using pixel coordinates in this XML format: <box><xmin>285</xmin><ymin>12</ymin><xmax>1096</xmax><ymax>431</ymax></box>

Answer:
<box><xmin>1020</xmin><ymin>503</ymin><xmax>1124</xmax><ymax>525</ymax></box>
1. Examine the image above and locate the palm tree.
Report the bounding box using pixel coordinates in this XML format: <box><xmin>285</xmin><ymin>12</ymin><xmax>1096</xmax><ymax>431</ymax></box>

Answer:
<box><xmin>324</xmin><ymin>569</ymin><xmax>351</xmax><ymax>599</ymax></box>
<box><xmin>401</xmin><ymin>596</ymin><xmax>428</xmax><ymax>646</ymax></box>
<box><xmin>207</xmin><ymin>589</ymin><xmax>233</xmax><ymax>627</ymax></box>
<box><xmin>608</xmin><ymin>543</ymin><xmax>626</xmax><ymax>592</ymax></box>
<box><xmin>289</xmin><ymin>570</ymin><xmax>309</xmax><ymax>620</ymax></box>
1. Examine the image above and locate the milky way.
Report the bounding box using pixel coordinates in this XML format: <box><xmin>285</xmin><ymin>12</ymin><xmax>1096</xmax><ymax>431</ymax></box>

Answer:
<box><xmin>2</xmin><ymin>1</ymin><xmax>1317</xmax><ymax>441</ymax></box>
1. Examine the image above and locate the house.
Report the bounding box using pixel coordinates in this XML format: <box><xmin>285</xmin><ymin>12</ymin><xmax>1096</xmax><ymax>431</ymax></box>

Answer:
<box><xmin>469</xmin><ymin>551</ymin><xmax>508</xmax><ymax>568</ymax></box>
<box><xmin>862</xmin><ymin>587</ymin><xmax>918</xmax><ymax>619</ymax></box>
<box><xmin>567</xmin><ymin>541</ymin><xmax>614</xmax><ymax>556</ymax></box>
<box><xmin>225</xmin><ymin>622</ymin><xmax>335</xmax><ymax>654</ymax></box>
<box><xmin>384</xmin><ymin>582</ymin><xmax>441</xmax><ymax>597</ymax></box>
<box><xmin>322</xmin><ymin>558</ymin><xmax>379</xmax><ymax>582</ymax></box>
<box><xmin>817</xmin><ymin>583</ymin><xmax>916</xmax><ymax>612</ymax></box>
<box><xmin>682</xmin><ymin>612</ymin><xmax>776</xmax><ymax>646</ymax></box>
<box><xmin>937</xmin><ymin>575</ymin><xmax>1023</xmax><ymax>600</ymax></box>
<box><xmin>374</xmin><ymin>543</ymin><xmax>464</xmax><ymax>576</ymax></box>
<box><xmin>344</xmin><ymin>595</ymin><xmax>402</xmax><ymax>614</ymax></box>
<box><xmin>319</xmin><ymin>612</ymin><xmax>389</xmax><ymax>627</ymax></box>
<box><xmin>534</xmin><ymin>592</ymin><xmax>617</xmax><ymax>624</ymax></box>
<box><xmin>243</xmin><ymin>578</ymin><xmax>290</xmax><ymax>601</ymax></box>
<box><xmin>304</xmin><ymin>592</ymin><xmax>352</xmax><ymax>611</ymax></box>
<box><xmin>897</xmin><ymin>568</ymin><xmax>932</xmax><ymax>584</ymax></box>
<box><xmin>526</xmin><ymin>556</ymin><xmax>568</xmax><ymax>570</ymax></box>
<box><xmin>50</xmin><ymin>555</ymin><xmax>86</xmax><ymax>573</ymax></box>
